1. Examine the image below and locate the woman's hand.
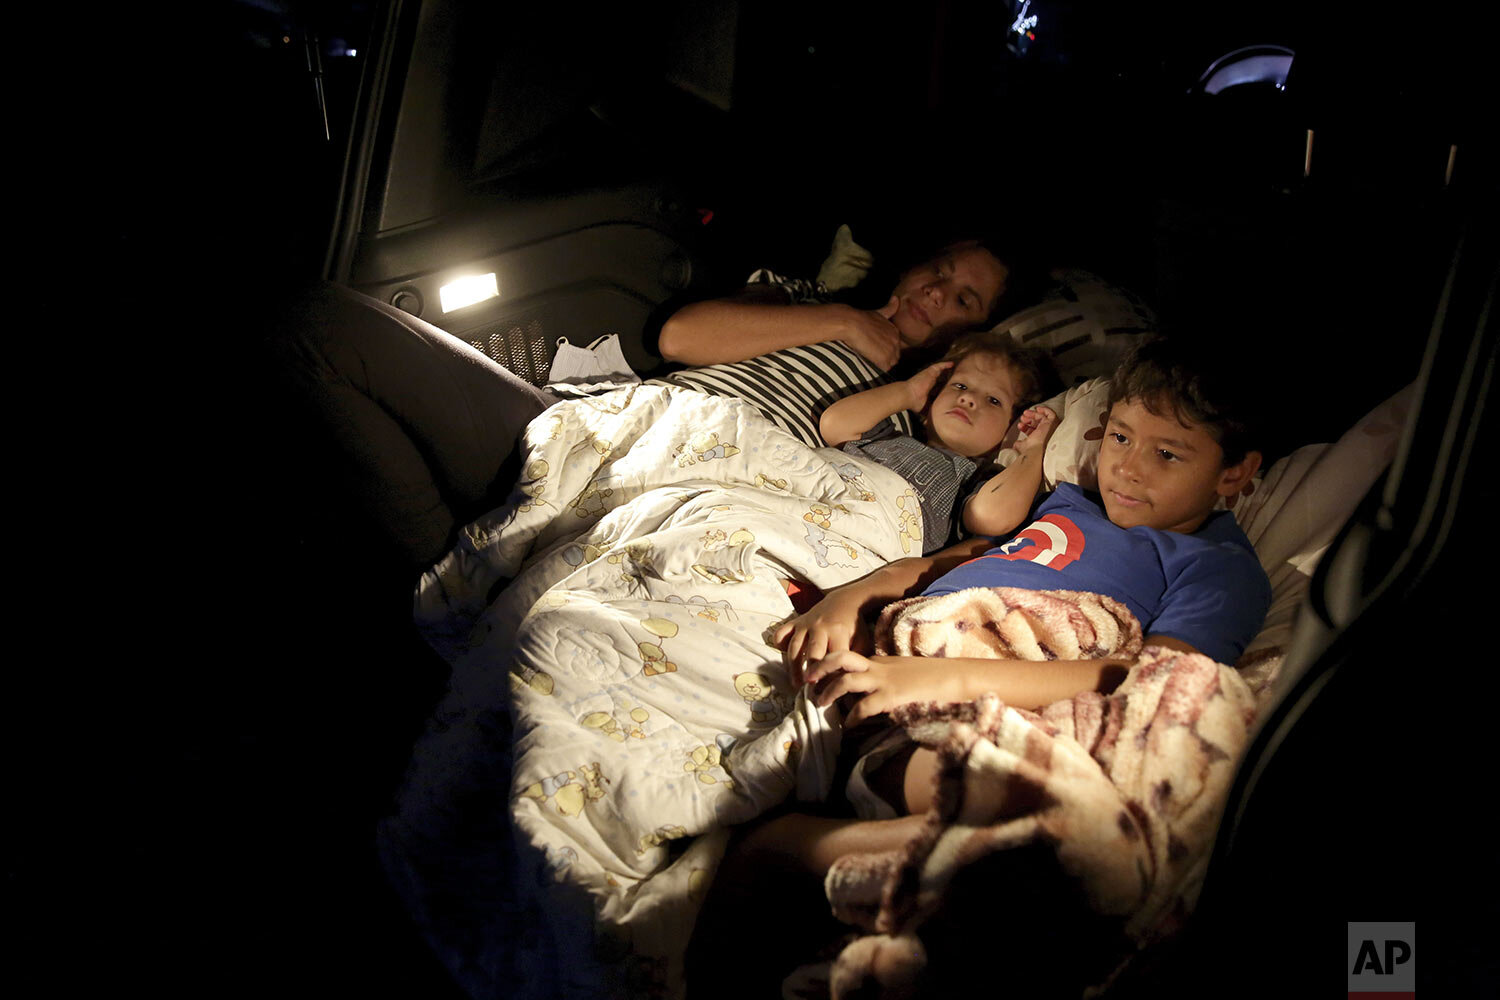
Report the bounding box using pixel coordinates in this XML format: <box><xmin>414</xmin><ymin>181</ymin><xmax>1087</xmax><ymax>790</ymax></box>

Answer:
<box><xmin>902</xmin><ymin>361</ymin><xmax>954</xmax><ymax>411</ymax></box>
<box><xmin>833</xmin><ymin>298</ymin><xmax>903</xmax><ymax>371</ymax></box>
<box><xmin>803</xmin><ymin>652</ymin><xmax>966</xmax><ymax>727</ymax></box>
<box><xmin>773</xmin><ymin>590</ymin><xmax>872</xmax><ymax>686</ymax></box>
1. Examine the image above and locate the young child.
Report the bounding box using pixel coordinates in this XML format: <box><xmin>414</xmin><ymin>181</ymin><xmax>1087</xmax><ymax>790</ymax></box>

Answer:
<box><xmin>819</xmin><ymin>330</ymin><xmax>1054</xmax><ymax>553</ymax></box>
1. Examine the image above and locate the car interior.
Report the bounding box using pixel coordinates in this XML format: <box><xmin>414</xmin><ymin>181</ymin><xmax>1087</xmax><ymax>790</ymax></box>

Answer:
<box><xmin>108</xmin><ymin>0</ymin><xmax>1497</xmax><ymax>996</ymax></box>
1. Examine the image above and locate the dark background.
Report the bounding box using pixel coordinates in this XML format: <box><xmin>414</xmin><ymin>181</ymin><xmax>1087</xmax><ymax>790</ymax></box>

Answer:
<box><xmin>53</xmin><ymin>1</ymin><xmax>1495</xmax><ymax>995</ymax></box>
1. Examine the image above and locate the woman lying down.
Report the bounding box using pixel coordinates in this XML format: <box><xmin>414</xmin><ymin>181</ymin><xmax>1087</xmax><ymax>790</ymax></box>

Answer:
<box><xmin>382</xmin><ymin>338</ymin><xmax>1269</xmax><ymax>1000</ymax></box>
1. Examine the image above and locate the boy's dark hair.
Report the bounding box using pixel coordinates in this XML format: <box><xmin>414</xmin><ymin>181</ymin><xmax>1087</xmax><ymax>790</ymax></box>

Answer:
<box><xmin>1107</xmin><ymin>337</ymin><xmax>1261</xmax><ymax>466</ymax></box>
<box><xmin>938</xmin><ymin>328</ymin><xmax>1059</xmax><ymax>422</ymax></box>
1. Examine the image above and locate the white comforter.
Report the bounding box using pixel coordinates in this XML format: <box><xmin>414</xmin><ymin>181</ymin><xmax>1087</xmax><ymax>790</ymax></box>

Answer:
<box><xmin>401</xmin><ymin>385</ymin><xmax>921</xmax><ymax>999</ymax></box>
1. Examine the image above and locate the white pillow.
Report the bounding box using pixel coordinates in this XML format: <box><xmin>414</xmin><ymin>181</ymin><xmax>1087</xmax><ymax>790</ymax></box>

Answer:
<box><xmin>1228</xmin><ymin>383</ymin><xmax>1413</xmax><ymax>692</ymax></box>
<box><xmin>994</xmin><ymin>377</ymin><xmax>1113</xmax><ymax>492</ymax></box>
<box><xmin>992</xmin><ymin>269</ymin><xmax>1158</xmax><ymax>388</ymax></box>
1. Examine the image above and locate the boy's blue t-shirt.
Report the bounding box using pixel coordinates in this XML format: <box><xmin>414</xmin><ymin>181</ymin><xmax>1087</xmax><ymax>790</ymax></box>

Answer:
<box><xmin>923</xmin><ymin>483</ymin><xmax>1271</xmax><ymax>664</ymax></box>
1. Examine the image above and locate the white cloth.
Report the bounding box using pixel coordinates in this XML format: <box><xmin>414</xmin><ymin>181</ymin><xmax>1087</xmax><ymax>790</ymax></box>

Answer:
<box><xmin>547</xmin><ymin>333</ymin><xmax>640</xmax><ymax>385</ymax></box>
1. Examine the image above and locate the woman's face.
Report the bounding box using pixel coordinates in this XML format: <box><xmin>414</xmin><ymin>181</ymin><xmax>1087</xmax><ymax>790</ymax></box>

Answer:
<box><xmin>889</xmin><ymin>245</ymin><xmax>1008</xmax><ymax>347</ymax></box>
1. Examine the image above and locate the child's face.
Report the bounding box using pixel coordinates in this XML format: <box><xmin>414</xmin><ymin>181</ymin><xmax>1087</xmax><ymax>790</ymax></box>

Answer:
<box><xmin>1097</xmin><ymin>396</ymin><xmax>1256</xmax><ymax>534</ymax></box>
<box><xmin>925</xmin><ymin>354</ymin><xmax>1022</xmax><ymax>457</ymax></box>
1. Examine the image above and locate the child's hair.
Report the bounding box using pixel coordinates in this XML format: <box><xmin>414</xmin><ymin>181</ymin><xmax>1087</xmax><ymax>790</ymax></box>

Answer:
<box><xmin>1107</xmin><ymin>337</ymin><xmax>1261</xmax><ymax>466</ymax></box>
<box><xmin>937</xmin><ymin>328</ymin><xmax>1058</xmax><ymax>421</ymax></box>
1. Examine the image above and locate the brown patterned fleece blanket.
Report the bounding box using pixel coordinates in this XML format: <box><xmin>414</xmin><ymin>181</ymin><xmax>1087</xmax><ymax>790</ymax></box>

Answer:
<box><xmin>807</xmin><ymin>586</ymin><xmax>1258</xmax><ymax>999</ymax></box>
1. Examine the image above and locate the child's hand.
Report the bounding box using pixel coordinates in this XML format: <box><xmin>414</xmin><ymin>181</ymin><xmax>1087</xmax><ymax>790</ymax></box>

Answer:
<box><xmin>773</xmin><ymin>591</ymin><xmax>872</xmax><ymax>687</ymax></box>
<box><xmin>803</xmin><ymin>652</ymin><xmax>964</xmax><ymax>727</ymax></box>
<box><xmin>903</xmin><ymin>361</ymin><xmax>954</xmax><ymax>411</ymax></box>
<box><xmin>1012</xmin><ymin>405</ymin><xmax>1058</xmax><ymax>458</ymax></box>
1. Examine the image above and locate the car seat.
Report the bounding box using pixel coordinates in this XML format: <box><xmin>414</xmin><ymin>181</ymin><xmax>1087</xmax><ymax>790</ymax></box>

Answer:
<box><xmin>1111</xmin><ymin>176</ymin><xmax>1496</xmax><ymax>998</ymax></box>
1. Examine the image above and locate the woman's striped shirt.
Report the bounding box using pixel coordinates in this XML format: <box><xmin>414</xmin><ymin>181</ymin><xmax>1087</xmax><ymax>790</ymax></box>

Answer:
<box><xmin>649</xmin><ymin>271</ymin><xmax>915</xmax><ymax>447</ymax></box>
